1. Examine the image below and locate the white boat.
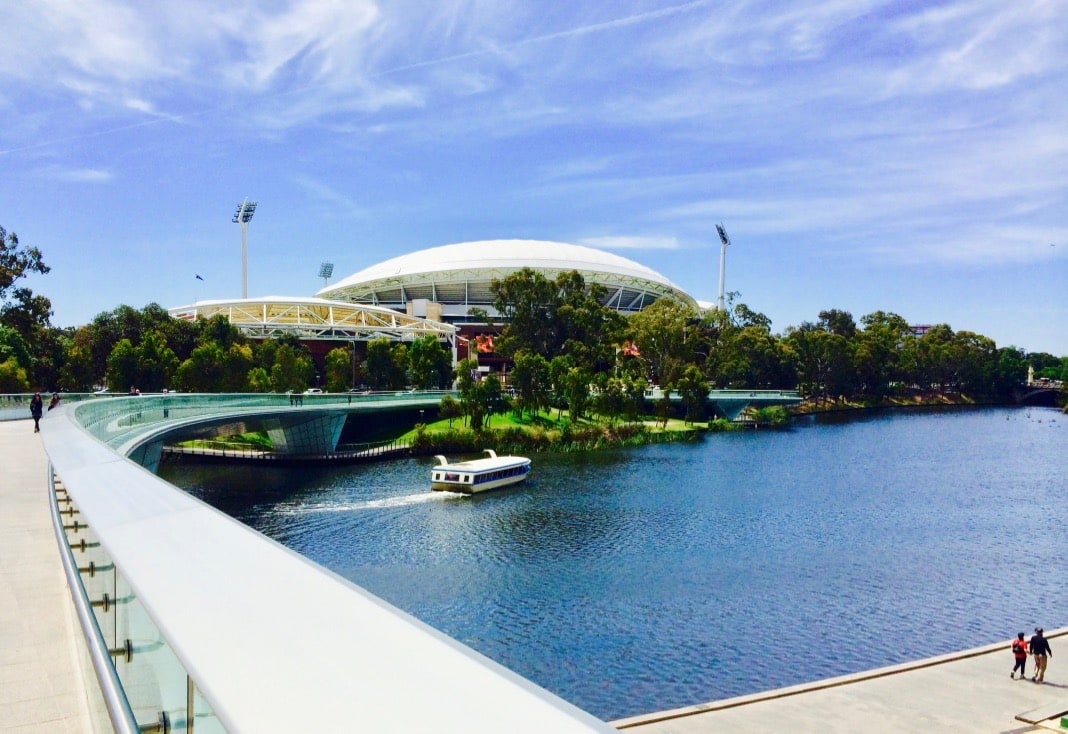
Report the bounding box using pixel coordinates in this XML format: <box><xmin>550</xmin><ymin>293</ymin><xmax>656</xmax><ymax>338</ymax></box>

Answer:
<box><xmin>431</xmin><ymin>449</ymin><xmax>531</xmax><ymax>494</ymax></box>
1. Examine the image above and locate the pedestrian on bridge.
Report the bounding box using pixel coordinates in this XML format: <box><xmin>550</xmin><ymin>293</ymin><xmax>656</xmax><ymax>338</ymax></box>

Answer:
<box><xmin>29</xmin><ymin>392</ymin><xmax>43</xmax><ymax>433</ymax></box>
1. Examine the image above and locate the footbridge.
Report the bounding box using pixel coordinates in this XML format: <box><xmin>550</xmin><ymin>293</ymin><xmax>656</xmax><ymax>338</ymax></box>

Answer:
<box><xmin>79</xmin><ymin>390</ymin><xmax>449</xmax><ymax>471</ymax></box>
<box><xmin>645</xmin><ymin>388</ymin><xmax>803</xmax><ymax>420</ymax></box>
<box><xmin>32</xmin><ymin>393</ymin><xmax>615</xmax><ymax>733</ymax></box>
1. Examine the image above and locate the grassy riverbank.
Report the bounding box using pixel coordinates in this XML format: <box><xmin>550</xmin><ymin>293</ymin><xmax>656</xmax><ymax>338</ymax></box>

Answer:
<box><xmin>401</xmin><ymin>410</ymin><xmax>704</xmax><ymax>454</ymax></box>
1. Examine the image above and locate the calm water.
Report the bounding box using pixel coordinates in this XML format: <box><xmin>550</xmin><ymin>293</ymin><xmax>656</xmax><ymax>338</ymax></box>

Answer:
<box><xmin>160</xmin><ymin>407</ymin><xmax>1067</xmax><ymax>720</ymax></box>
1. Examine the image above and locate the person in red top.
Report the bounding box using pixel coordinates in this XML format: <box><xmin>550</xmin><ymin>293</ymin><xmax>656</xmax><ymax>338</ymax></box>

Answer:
<box><xmin>1011</xmin><ymin>632</ymin><xmax>1028</xmax><ymax>679</ymax></box>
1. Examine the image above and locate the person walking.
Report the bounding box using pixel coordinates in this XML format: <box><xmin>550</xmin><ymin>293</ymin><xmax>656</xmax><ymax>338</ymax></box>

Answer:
<box><xmin>29</xmin><ymin>391</ymin><xmax>43</xmax><ymax>433</ymax></box>
<box><xmin>1030</xmin><ymin>628</ymin><xmax>1053</xmax><ymax>683</ymax></box>
<box><xmin>1012</xmin><ymin>632</ymin><xmax>1029</xmax><ymax>679</ymax></box>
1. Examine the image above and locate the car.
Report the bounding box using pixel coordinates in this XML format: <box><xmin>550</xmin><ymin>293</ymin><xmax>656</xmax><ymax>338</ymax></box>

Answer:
<box><xmin>304</xmin><ymin>388</ymin><xmax>324</xmax><ymax>395</ymax></box>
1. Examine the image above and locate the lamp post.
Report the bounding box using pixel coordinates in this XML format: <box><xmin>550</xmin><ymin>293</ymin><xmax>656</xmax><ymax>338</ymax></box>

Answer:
<box><xmin>232</xmin><ymin>198</ymin><xmax>258</xmax><ymax>299</ymax></box>
<box><xmin>715</xmin><ymin>223</ymin><xmax>730</xmax><ymax>311</ymax></box>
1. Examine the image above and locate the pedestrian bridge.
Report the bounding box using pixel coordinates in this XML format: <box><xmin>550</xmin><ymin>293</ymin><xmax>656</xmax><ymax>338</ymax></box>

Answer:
<box><xmin>38</xmin><ymin>393</ymin><xmax>615</xmax><ymax>733</ymax></box>
<box><xmin>647</xmin><ymin>387</ymin><xmax>802</xmax><ymax>420</ymax></box>
<box><xmin>28</xmin><ymin>387</ymin><xmax>801</xmax><ymax>733</ymax></box>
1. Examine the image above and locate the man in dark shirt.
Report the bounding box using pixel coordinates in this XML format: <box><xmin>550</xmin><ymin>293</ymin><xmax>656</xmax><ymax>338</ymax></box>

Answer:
<box><xmin>1030</xmin><ymin>628</ymin><xmax>1053</xmax><ymax>683</ymax></box>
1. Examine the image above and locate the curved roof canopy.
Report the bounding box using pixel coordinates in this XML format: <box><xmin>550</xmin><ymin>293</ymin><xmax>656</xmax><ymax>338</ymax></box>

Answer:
<box><xmin>169</xmin><ymin>297</ymin><xmax>456</xmax><ymax>342</ymax></box>
<box><xmin>318</xmin><ymin>239</ymin><xmax>696</xmax><ymax>315</ymax></box>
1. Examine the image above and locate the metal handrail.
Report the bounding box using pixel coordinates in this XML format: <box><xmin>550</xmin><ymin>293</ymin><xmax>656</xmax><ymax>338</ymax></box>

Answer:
<box><xmin>47</xmin><ymin>467</ymin><xmax>141</xmax><ymax>734</ymax></box>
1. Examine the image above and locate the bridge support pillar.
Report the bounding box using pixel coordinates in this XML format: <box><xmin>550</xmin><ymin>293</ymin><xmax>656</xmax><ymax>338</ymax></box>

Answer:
<box><xmin>714</xmin><ymin>400</ymin><xmax>751</xmax><ymax>421</ymax></box>
<box><xmin>264</xmin><ymin>413</ymin><xmax>347</xmax><ymax>455</ymax></box>
<box><xmin>129</xmin><ymin>440</ymin><xmax>164</xmax><ymax>473</ymax></box>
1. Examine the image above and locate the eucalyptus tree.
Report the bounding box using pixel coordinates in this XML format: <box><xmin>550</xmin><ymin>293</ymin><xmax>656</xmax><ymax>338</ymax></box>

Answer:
<box><xmin>324</xmin><ymin>347</ymin><xmax>351</xmax><ymax>393</ymax></box>
<box><xmin>134</xmin><ymin>330</ymin><xmax>179</xmax><ymax>392</ymax></box>
<box><xmin>491</xmin><ymin>268</ymin><xmax>558</xmax><ymax>357</ymax></box>
<box><xmin>675</xmin><ymin>364</ymin><xmax>709</xmax><ymax>424</ymax></box>
<box><xmin>627</xmin><ymin>298</ymin><xmax>702</xmax><ymax>390</ymax></box>
<box><xmin>269</xmin><ymin>344</ymin><xmax>314</xmax><ymax>393</ymax></box>
<box><xmin>785</xmin><ymin>321</ymin><xmax>853</xmax><ymax>401</ymax></box>
<box><xmin>491</xmin><ymin>268</ymin><xmax>624</xmax><ymax>372</ymax></box>
<box><xmin>364</xmin><ymin>338</ymin><xmax>405</xmax><ymax>390</ymax></box>
<box><xmin>174</xmin><ymin>343</ymin><xmax>225</xmax><ymax>392</ymax></box>
<box><xmin>855</xmin><ymin>311</ymin><xmax>914</xmax><ymax>398</ymax></box>
<box><xmin>455</xmin><ymin>357</ymin><xmax>503</xmax><ymax>431</ymax></box>
<box><xmin>0</xmin><ymin>225</ymin><xmax>51</xmax><ymax>338</ymax></box>
<box><xmin>509</xmin><ymin>349</ymin><xmax>551</xmax><ymax>419</ymax></box>
<box><xmin>406</xmin><ymin>335</ymin><xmax>451</xmax><ymax>389</ymax></box>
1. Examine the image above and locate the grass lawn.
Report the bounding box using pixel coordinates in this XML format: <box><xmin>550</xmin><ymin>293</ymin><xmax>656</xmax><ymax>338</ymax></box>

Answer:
<box><xmin>398</xmin><ymin>409</ymin><xmax>699</xmax><ymax>442</ymax></box>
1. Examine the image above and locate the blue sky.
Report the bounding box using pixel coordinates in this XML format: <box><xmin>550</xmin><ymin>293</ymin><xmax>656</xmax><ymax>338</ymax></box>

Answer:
<box><xmin>2</xmin><ymin>0</ymin><xmax>1065</xmax><ymax>355</ymax></box>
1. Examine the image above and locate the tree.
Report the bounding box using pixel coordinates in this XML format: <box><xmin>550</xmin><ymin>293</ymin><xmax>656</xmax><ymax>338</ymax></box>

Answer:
<box><xmin>455</xmin><ymin>357</ymin><xmax>502</xmax><ymax>431</ymax></box>
<box><xmin>175</xmin><ymin>343</ymin><xmax>224</xmax><ymax>392</ymax></box>
<box><xmin>855</xmin><ymin>311</ymin><xmax>913</xmax><ymax>398</ymax></box>
<box><xmin>135</xmin><ymin>330</ymin><xmax>179</xmax><ymax>392</ymax></box>
<box><xmin>0</xmin><ymin>356</ymin><xmax>29</xmax><ymax>392</ymax></box>
<box><xmin>817</xmin><ymin>309</ymin><xmax>857</xmax><ymax>339</ymax></box>
<box><xmin>220</xmin><ymin>343</ymin><xmax>255</xmax><ymax>392</ymax></box>
<box><xmin>438</xmin><ymin>394</ymin><xmax>463</xmax><ymax>427</ymax></box>
<box><xmin>0</xmin><ymin>225</ymin><xmax>50</xmax><ymax>320</ymax></box>
<box><xmin>786</xmin><ymin>323</ymin><xmax>855</xmax><ymax>401</ymax></box>
<box><xmin>406</xmin><ymin>336</ymin><xmax>451</xmax><ymax>389</ymax></box>
<box><xmin>58</xmin><ymin>326</ymin><xmax>97</xmax><ymax>391</ymax></box>
<box><xmin>627</xmin><ymin>299</ymin><xmax>701</xmax><ymax>390</ymax></box>
<box><xmin>364</xmin><ymin>338</ymin><xmax>406</xmax><ymax>390</ymax></box>
<box><xmin>491</xmin><ymin>268</ymin><xmax>558</xmax><ymax>356</ymax></box>
<box><xmin>247</xmin><ymin>366</ymin><xmax>272</xmax><ymax>393</ymax></box>
<box><xmin>676</xmin><ymin>364</ymin><xmax>709</xmax><ymax>424</ymax></box>
<box><xmin>509</xmin><ymin>350</ymin><xmax>551</xmax><ymax>419</ymax></box>
<box><xmin>105</xmin><ymin>339</ymin><xmax>140</xmax><ymax>392</ymax></box>
<box><xmin>270</xmin><ymin>344</ymin><xmax>314</xmax><ymax>393</ymax></box>
<box><xmin>324</xmin><ymin>347</ymin><xmax>351</xmax><ymax>392</ymax></box>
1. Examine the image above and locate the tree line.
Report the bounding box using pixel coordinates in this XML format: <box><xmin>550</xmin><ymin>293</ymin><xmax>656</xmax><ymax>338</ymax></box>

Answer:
<box><xmin>2</xmin><ymin>226</ymin><xmax>1065</xmax><ymax>421</ymax></box>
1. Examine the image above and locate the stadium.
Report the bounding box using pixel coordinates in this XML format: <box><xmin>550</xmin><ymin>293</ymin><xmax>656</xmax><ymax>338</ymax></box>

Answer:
<box><xmin>316</xmin><ymin>239</ymin><xmax>697</xmax><ymax>323</ymax></box>
<box><xmin>171</xmin><ymin>239</ymin><xmax>702</xmax><ymax>377</ymax></box>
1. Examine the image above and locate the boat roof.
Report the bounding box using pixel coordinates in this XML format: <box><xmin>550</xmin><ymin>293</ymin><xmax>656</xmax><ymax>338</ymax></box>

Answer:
<box><xmin>439</xmin><ymin>455</ymin><xmax>530</xmax><ymax>471</ymax></box>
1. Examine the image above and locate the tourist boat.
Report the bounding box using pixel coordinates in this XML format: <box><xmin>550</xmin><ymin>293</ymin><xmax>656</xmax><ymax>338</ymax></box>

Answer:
<box><xmin>431</xmin><ymin>450</ymin><xmax>531</xmax><ymax>494</ymax></box>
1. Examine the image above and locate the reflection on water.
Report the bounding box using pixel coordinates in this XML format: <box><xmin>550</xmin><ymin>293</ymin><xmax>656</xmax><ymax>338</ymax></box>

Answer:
<box><xmin>160</xmin><ymin>406</ymin><xmax>1067</xmax><ymax>720</ymax></box>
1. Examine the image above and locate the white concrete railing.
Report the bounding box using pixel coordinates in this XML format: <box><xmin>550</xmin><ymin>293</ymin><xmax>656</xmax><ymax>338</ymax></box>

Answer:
<box><xmin>42</xmin><ymin>397</ymin><xmax>614</xmax><ymax>733</ymax></box>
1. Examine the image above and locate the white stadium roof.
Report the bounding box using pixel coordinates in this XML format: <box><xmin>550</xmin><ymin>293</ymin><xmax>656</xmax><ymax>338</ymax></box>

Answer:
<box><xmin>168</xmin><ymin>297</ymin><xmax>456</xmax><ymax>342</ymax></box>
<box><xmin>318</xmin><ymin>239</ymin><xmax>696</xmax><ymax>316</ymax></box>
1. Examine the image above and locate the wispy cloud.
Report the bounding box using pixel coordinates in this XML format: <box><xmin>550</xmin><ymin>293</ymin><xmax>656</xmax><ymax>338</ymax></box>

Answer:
<box><xmin>292</xmin><ymin>174</ymin><xmax>366</xmax><ymax>218</ymax></box>
<box><xmin>580</xmin><ymin>235</ymin><xmax>679</xmax><ymax>251</ymax></box>
<box><xmin>41</xmin><ymin>166</ymin><xmax>114</xmax><ymax>183</ymax></box>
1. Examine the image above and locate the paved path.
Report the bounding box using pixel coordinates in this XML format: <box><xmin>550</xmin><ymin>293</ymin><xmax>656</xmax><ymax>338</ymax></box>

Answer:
<box><xmin>612</xmin><ymin>630</ymin><xmax>1068</xmax><ymax>733</ymax></box>
<box><xmin>0</xmin><ymin>419</ymin><xmax>91</xmax><ymax>732</ymax></box>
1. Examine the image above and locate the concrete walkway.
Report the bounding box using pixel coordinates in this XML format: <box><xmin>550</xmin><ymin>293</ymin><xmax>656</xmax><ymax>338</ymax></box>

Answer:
<box><xmin>0</xmin><ymin>419</ymin><xmax>92</xmax><ymax>732</ymax></box>
<box><xmin>612</xmin><ymin>630</ymin><xmax>1068</xmax><ymax>733</ymax></box>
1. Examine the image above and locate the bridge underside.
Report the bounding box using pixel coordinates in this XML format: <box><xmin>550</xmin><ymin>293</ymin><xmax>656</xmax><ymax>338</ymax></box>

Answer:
<box><xmin>128</xmin><ymin>411</ymin><xmax>350</xmax><ymax>472</ymax></box>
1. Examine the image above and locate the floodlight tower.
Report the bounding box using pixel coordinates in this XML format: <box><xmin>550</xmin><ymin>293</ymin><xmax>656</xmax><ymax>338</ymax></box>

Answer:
<box><xmin>319</xmin><ymin>262</ymin><xmax>334</xmax><ymax>288</ymax></box>
<box><xmin>232</xmin><ymin>197</ymin><xmax>258</xmax><ymax>299</ymax></box>
<box><xmin>715</xmin><ymin>223</ymin><xmax>730</xmax><ymax>311</ymax></box>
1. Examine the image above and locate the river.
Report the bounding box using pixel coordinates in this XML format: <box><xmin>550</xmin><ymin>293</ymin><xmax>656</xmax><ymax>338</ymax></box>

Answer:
<box><xmin>159</xmin><ymin>406</ymin><xmax>1067</xmax><ymax>721</ymax></box>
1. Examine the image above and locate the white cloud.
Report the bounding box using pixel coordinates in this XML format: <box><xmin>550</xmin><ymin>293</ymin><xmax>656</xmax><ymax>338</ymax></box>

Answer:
<box><xmin>579</xmin><ymin>235</ymin><xmax>679</xmax><ymax>251</ymax></box>
<box><xmin>43</xmin><ymin>167</ymin><xmax>114</xmax><ymax>183</ymax></box>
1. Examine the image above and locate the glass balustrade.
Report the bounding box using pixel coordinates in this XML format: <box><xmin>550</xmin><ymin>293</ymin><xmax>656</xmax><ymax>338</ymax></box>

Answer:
<box><xmin>53</xmin><ymin>471</ymin><xmax>224</xmax><ymax>733</ymax></box>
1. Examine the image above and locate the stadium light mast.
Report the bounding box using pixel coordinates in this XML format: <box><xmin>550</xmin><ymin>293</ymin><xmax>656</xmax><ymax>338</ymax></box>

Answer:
<box><xmin>715</xmin><ymin>223</ymin><xmax>730</xmax><ymax>311</ymax></box>
<box><xmin>319</xmin><ymin>262</ymin><xmax>334</xmax><ymax>288</ymax></box>
<box><xmin>232</xmin><ymin>197</ymin><xmax>258</xmax><ymax>299</ymax></box>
